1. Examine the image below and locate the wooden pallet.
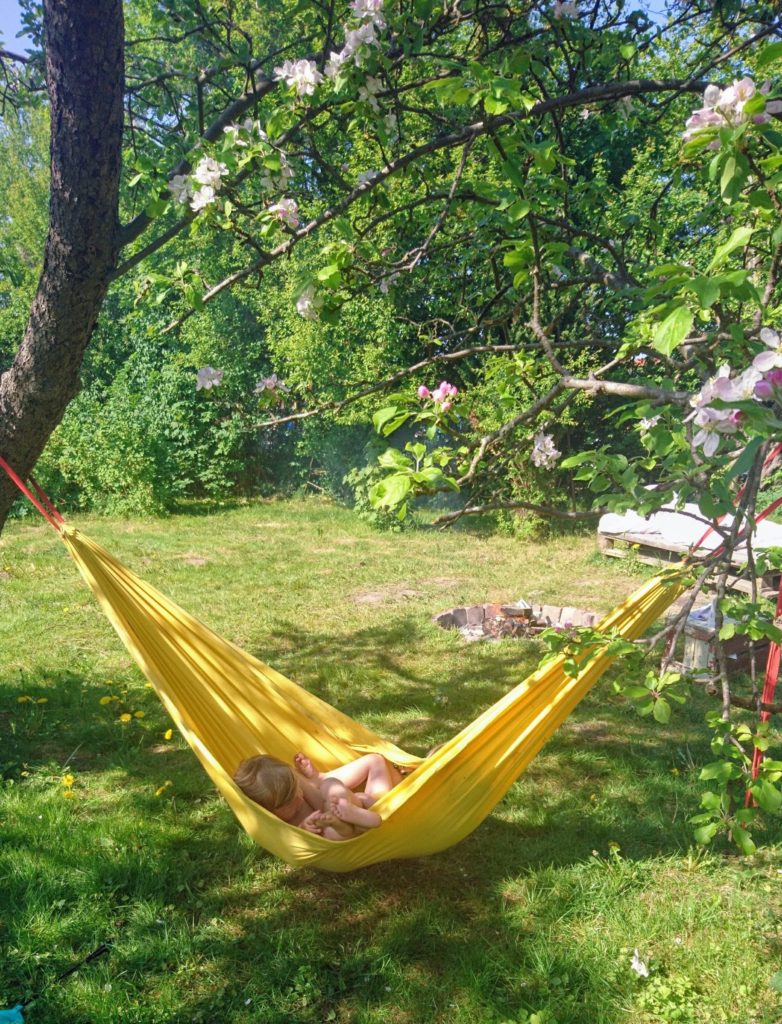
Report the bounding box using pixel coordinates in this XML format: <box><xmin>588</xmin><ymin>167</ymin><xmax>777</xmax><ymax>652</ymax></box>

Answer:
<box><xmin>597</xmin><ymin>531</ymin><xmax>781</xmax><ymax>599</ymax></box>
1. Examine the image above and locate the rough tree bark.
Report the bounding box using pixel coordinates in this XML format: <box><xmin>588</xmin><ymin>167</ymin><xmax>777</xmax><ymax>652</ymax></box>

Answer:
<box><xmin>0</xmin><ymin>0</ymin><xmax>124</xmax><ymax>532</ymax></box>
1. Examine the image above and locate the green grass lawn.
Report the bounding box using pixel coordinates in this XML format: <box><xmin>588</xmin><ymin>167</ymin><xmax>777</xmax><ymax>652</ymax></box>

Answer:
<box><xmin>1</xmin><ymin>498</ymin><xmax>781</xmax><ymax>1024</ymax></box>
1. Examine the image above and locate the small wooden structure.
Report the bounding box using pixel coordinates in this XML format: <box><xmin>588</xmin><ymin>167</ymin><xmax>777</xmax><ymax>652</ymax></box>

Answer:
<box><xmin>597</xmin><ymin>531</ymin><xmax>781</xmax><ymax>599</ymax></box>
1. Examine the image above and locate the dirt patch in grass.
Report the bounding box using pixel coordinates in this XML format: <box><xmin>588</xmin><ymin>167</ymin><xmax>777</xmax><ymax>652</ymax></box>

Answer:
<box><xmin>421</xmin><ymin>576</ymin><xmax>463</xmax><ymax>588</ymax></box>
<box><xmin>562</xmin><ymin>719</ymin><xmax>614</xmax><ymax>742</ymax></box>
<box><xmin>181</xmin><ymin>555</ymin><xmax>209</xmax><ymax>567</ymax></box>
<box><xmin>352</xmin><ymin>585</ymin><xmax>421</xmax><ymax>605</ymax></box>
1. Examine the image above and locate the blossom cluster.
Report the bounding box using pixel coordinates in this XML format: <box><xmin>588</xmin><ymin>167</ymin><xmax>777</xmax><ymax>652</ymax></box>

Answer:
<box><xmin>688</xmin><ymin>328</ymin><xmax>782</xmax><ymax>456</ymax></box>
<box><xmin>267</xmin><ymin>197</ymin><xmax>300</xmax><ymax>228</ymax></box>
<box><xmin>297</xmin><ymin>284</ymin><xmax>324</xmax><ymax>321</ymax></box>
<box><xmin>418</xmin><ymin>381</ymin><xmax>458</xmax><ymax>413</ymax></box>
<box><xmin>531</xmin><ymin>432</ymin><xmax>561</xmax><ymax>470</ymax></box>
<box><xmin>168</xmin><ymin>156</ymin><xmax>229</xmax><ymax>212</ymax></box>
<box><xmin>683</xmin><ymin>77</ymin><xmax>782</xmax><ymax>146</ymax></box>
<box><xmin>552</xmin><ymin>1</ymin><xmax>578</xmax><ymax>17</ymax></box>
<box><xmin>254</xmin><ymin>373</ymin><xmax>288</xmax><ymax>396</ymax></box>
<box><xmin>196</xmin><ymin>366</ymin><xmax>224</xmax><ymax>390</ymax></box>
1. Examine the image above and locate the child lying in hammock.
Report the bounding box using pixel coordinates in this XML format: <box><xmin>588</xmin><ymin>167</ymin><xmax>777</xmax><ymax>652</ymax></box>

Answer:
<box><xmin>233</xmin><ymin>752</ymin><xmax>404</xmax><ymax>841</ymax></box>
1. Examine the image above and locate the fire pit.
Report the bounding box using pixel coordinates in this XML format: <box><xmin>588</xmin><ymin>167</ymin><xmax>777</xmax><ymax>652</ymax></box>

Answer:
<box><xmin>433</xmin><ymin>601</ymin><xmax>599</xmax><ymax>642</ymax></box>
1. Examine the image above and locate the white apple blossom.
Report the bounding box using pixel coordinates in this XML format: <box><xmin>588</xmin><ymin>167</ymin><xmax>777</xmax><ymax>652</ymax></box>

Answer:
<box><xmin>343</xmin><ymin>21</ymin><xmax>379</xmax><ymax>62</ymax></box>
<box><xmin>224</xmin><ymin>118</ymin><xmax>264</xmax><ymax>146</ymax></box>
<box><xmin>752</xmin><ymin>327</ymin><xmax>782</xmax><ymax>372</ymax></box>
<box><xmin>684</xmin><ymin>76</ymin><xmax>782</xmax><ymax>141</ymax></box>
<box><xmin>273</xmin><ymin>58</ymin><xmax>324</xmax><ymax>97</ymax></box>
<box><xmin>531</xmin><ymin>432</ymin><xmax>561</xmax><ymax>470</ymax></box>
<box><xmin>192</xmin><ymin>156</ymin><xmax>228</xmax><ymax>188</ymax></box>
<box><xmin>357</xmin><ymin>168</ymin><xmax>380</xmax><ymax>186</ymax></box>
<box><xmin>167</xmin><ymin>174</ymin><xmax>191</xmax><ymax>204</ymax></box>
<box><xmin>190</xmin><ymin>185</ymin><xmax>217</xmax><ymax>212</ymax></box>
<box><xmin>196</xmin><ymin>367</ymin><xmax>224</xmax><ymax>390</ymax></box>
<box><xmin>552</xmin><ymin>1</ymin><xmax>578</xmax><ymax>16</ymax></box>
<box><xmin>378</xmin><ymin>271</ymin><xmax>399</xmax><ymax>294</ymax></box>
<box><xmin>296</xmin><ymin>284</ymin><xmax>324</xmax><ymax>321</ymax></box>
<box><xmin>639</xmin><ymin>416</ymin><xmax>660</xmax><ymax>431</ymax></box>
<box><xmin>260</xmin><ymin>152</ymin><xmax>294</xmax><ymax>193</ymax></box>
<box><xmin>325</xmin><ymin>50</ymin><xmax>350</xmax><ymax>79</ymax></box>
<box><xmin>267</xmin><ymin>198</ymin><xmax>300</xmax><ymax>228</ymax></box>
<box><xmin>350</xmin><ymin>0</ymin><xmax>386</xmax><ymax>28</ymax></box>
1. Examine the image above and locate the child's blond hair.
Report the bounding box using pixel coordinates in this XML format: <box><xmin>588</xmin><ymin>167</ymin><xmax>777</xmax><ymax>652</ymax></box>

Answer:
<box><xmin>233</xmin><ymin>754</ymin><xmax>296</xmax><ymax>810</ymax></box>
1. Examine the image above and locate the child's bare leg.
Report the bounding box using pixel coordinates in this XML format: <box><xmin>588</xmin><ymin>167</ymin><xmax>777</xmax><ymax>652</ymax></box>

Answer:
<box><xmin>315</xmin><ymin>809</ymin><xmax>355</xmax><ymax>840</ymax></box>
<box><xmin>326</xmin><ymin>753</ymin><xmax>403</xmax><ymax>799</ymax></box>
<box><xmin>325</xmin><ymin>788</ymin><xmax>382</xmax><ymax>830</ymax></box>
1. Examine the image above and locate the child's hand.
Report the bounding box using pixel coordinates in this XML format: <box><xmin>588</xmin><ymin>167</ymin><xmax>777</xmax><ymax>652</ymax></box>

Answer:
<box><xmin>300</xmin><ymin>811</ymin><xmax>324</xmax><ymax>834</ymax></box>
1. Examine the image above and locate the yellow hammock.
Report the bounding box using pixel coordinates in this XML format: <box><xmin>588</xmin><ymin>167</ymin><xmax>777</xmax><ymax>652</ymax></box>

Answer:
<box><xmin>58</xmin><ymin>525</ymin><xmax>683</xmax><ymax>872</ymax></box>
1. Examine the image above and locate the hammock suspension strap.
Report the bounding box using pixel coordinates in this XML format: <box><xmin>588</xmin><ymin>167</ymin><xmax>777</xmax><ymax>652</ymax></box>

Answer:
<box><xmin>0</xmin><ymin>456</ymin><xmax>64</xmax><ymax>532</ymax></box>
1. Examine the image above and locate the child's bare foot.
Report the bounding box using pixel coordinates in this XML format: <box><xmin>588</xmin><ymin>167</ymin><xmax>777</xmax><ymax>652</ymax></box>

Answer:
<box><xmin>329</xmin><ymin>794</ymin><xmax>381</xmax><ymax>830</ymax></box>
<box><xmin>294</xmin><ymin>752</ymin><xmax>319</xmax><ymax>780</ymax></box>
<box><xmin>316</xmin><ymin>808</ymin><xmax>354</xmax><ymax>839</ymax></box>
<box><xmin>355</xmin><ymin>792</ymin><xmax>376</xmax><ymax>808</ymax></box>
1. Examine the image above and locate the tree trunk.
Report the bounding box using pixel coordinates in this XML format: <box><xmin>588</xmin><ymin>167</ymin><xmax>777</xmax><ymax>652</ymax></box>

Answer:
<box><xmin>0</xmin><ymin>0</ymin><xmax>124</xmax><ymax>532</ymax></box>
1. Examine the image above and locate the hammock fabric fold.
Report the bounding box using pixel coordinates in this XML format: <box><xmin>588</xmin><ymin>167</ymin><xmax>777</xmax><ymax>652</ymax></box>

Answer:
<box><xmin>56</xmin><ymin>525</ymin><xmax>684</xmax><ymax>871</ymax></box>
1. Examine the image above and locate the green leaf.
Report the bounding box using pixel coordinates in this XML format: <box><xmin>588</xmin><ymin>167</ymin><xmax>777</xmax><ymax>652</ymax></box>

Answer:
<box><xmin>373</xmin><ymin>406</ymin><xmax>403</xmax><ymax>433</ymax></box>
<box><xmin>752</xmin><ymin>780</ymin><xmax>782</xmax><ymax>814</ymax></box>
<box><xmin>731</xmin><ymin>825</ymin><xmax>756</xmax><ymax>856</ymax></box>
<box><xmin>652</xmin><ymin>698</ymin><xmax>671</xmax><ymax>723</ymax></box>
<box><xmin>624</xmin><ymin>685</ymin><xmax>652</xmax><ymax>699</ymax></box>
<box><xmin>689</xmin><ymin>276</ymin><xmax>720</xmax><ymax>309</ymax></box>
<box><xmin>693</xmin><ymin>822</ymin><xmax>720</xmax><ymax>845</ymax></box>
<box><xmin>700</xmin><ymin>761</ymin><xmax>737</xmax><ymax>783</ymax></box>
<box><xmin>757</xmin><ymin>41</ymin><xmax>782</xmax><ymax>69</ymax></box>
<box><xmin>707</xmin><ymin>226</ymin><xmax>754</xmax><ymax>272</ymax></box>
<box><xmin>725</xmin><ymin>437</ymin><xmax>763</xmax><ymax>484</ymax></box>
<box><xmin>506</xmin><ymin>199</ymin><xmax>530</xmax><ymax>222</ymax></box>
<box><xmin>372</xmin><ymin>473</ymin><xmax>412</xmax><ymax>508</ymax></box>
<box><xmin>652</xmin><ymin>306</ymin><xmax>694</xmax><ymax>356</ymax></box>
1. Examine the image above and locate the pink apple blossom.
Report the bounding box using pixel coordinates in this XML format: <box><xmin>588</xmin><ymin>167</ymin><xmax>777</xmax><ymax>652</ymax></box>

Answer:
<box><xmin>196</xmin><ymin>367</ymin><xmax>224</xmax><ymax>390</ymax></box>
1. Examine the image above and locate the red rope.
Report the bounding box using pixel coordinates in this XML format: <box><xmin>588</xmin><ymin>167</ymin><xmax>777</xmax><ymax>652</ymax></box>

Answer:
<box><xmin>0</xmin><ymin>456</ymin><xmax>63</xmax><ymax>532</ymax></box>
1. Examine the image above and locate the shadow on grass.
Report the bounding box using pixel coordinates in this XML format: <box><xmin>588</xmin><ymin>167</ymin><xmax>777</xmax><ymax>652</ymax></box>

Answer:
<box><xmin>3</xmin><ymin>642</ymin><xmax>780</xmax><ymax>1023</ymax></box>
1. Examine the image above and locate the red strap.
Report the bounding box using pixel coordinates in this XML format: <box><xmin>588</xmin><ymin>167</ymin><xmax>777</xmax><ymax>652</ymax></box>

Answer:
<box><xmin>689</xmin><ymin>442</ymin><xmax>782</xmax><ymax>557</ymax></box>
<box><xmin>0</xmin><ymin>455</ymin><xmax>63</xmax><ymax>532</ymax></box>
<box><xmin>28</xmin><ymin>475</ymin><xmax>65</xmax><ymax>524</ymax></box>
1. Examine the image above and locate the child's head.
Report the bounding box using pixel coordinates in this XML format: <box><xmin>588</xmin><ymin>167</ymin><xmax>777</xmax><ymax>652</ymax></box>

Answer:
<box><xmin>233</xmin><ymin>754</ymin><xmax>296</xmax><ymax>811</ymax></box>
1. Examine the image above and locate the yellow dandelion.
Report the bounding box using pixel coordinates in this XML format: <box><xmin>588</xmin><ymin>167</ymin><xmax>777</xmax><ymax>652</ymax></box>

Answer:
<box><xmin>163</xmin><ymin>729</ymin><xmax>173</xmax><ymax>741</ymax></box>
<box><xmin>133</xmin><ymin>710</ymin><xmax>145</xmax><ymax>719</ymax></box>
<box><xmin>119</xmin><ymin>713</ymin><xmax>132</xmax><ymax>723</ymax></box>
<box><xmin>154</xmin><ymin>786</ymin><xmax>166</xmax><ymax>797</ymax></box>
<box><xmin>608</xmin><ymin>840</ymin><xmax>621</xmax><ymax>852</ymax></box>
<box><xmin>62</xmin><ymin>790</ymin><xmax>75</xmax><ymax>799</ymax></box>
<box><xmin>62</xmin><ymin>774</ymin><xmax>75</xmax><ymax>787</ymax></box>
<box><xmin>36</xmin><ymin>698</ymin><xmax>48</xmax><ymax>704</ymax></box>
<box><xmin>17</xmin><ymin>696</ymin><xmax>31</xmax><ymax>703</ymax></box>
<box><xmin>99</xmin><ymin>696</ymin><xmax>113</xmax><ymax>705</ymax></box>
<box><xmin>670</xmin><ymin>767</ymin><xmax>680</xmax><ymax>776</ymax></box>
<box><xmin>62</xmin><ymin>606</ymin><xmax>70</xmax><ymax>613</ymax></box>
<box><xmin>20</xmin><ymin>771</ymin><xmax>29</xmax><ymax>777</ymax></box>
